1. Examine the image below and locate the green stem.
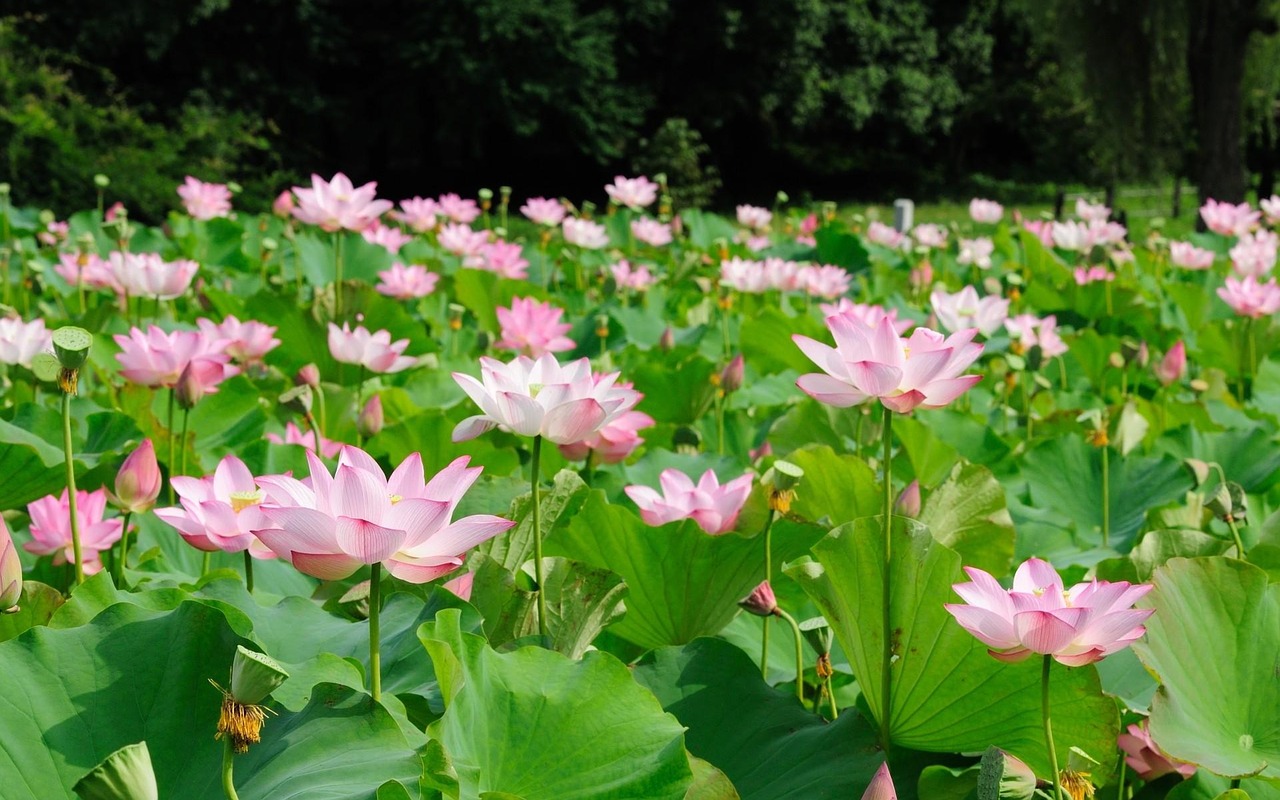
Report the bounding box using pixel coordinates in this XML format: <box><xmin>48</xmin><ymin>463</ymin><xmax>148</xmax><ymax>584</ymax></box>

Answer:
<box><xmin>531</xmin><ymin>435</ymin><xmax>547</xmax><ymax>640</ymax></box>
<box><xmin>1116</xmin><ymin>752</ymin><xmax>1127</xmax><ymax>800</ymax></box>
<box><xmin>114</xmin><ymin>512</ymin><xmax>133</xmax><ymax>587</ymax></box>
<box><xmin>62</xmin><ymin>388</ymin><xmax>84</xmax><ymax>585</ymax></box>
<box><xmin>307</xmin><ymin>413</ymin><xmax>325</xmax><ymax>458</ymax></box>
<box><xmin>1226</xmin><ymin>516</ymin><xmax>1247</xmax><ymax>560</ymax></box>
<box><xmin>334</xmin><ymin>232</ymin><xmax>345</xmax><ymax>320</ymax></box>
<box><xmin>826</xmin><ymin>673</ymin><xmax>839</xmax><ymax>720</ymax></box>
<box><xmin>880</xmin><ymin>403</ymin><xmax>894</xmax><ymax>752</ymax></box>
<box><xmin>777</xmin><ymin>608</ymin><xmax>805</xmax><ymax>704</ymax></box>
<box><xmin>1042</xmin><ymin>655</ymin><xmax>1065</xmax><ymax>800</ymax></box>
<box><xmin>715</xmin><ymin>392</ymin><xmax>726</xmax><ymax>456</ymax></box>
<box><xmin>202</xmin><ymin>551</ymin><xmax>211</xmax><ymax>577</ymax></box>
<box><xmin>1247</xmin><ymin>318</ymin><xmax>1257</xmax><ymax>401</ymax></box>
<box><xmin>369</xmin><ymin>561</ymin><xmax>382</xmax><ymax>701</ymax></box>
<box><xmin>166</xmin><ymin>390</ymin><xmax>176</xmax><ymax>505</ymax></box>
<box><xmin>1101</xmin><ymin>442</ymin><xmax>1111</xmax><ymax>548</ymax></box>
<box><xmin>759</xmin><ymin>509</ymin><xmax>777</xmax><ymax>678</ymax></box>
<box><xmin>221</xmin><ymin>739</ymin><xmax>240</xmax><ymax>800</ymax></box>
<box><xmin>243</xmin><ymin>550</ymin><xmax>254</xmax><ymax>593</ymax></box>
<box><xmin>316</xmin><ymin>383</ymin><xmax>328</xmax><ymax>434</ymax></box>
<box><xmin>179</xmin><ymin>408</ymin><xmax>191</xmax><ymax>477</ymax></box>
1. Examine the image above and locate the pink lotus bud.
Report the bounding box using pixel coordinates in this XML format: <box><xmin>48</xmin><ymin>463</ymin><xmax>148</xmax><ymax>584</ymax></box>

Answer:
<box><xmin>113</xmin><ymin>439</ymin><xmax>161</xmax><ymax>513</ymax></box>
<box><xmin>738</xmin><ymin>581</ymin><xmax>778</xmax><ymax>617</ymax></box>
<box><xmin>442</xmin><ymin>571</ymin><xmax>474</xmax><ymax>601</ymax></box>
<box><xmin>659</xmin><ymin>327</ymin><xmax>675</xmax><ymax>352</ymax></box>
<box><xmin>1</xmin><ymin>517</ymin><xmax>22</xmax><ymax>612</ymax></box>
<box><xmin>910</xmin><ymin>261</ymin><xmax>934</xmax><ymax>289</ymax></box>
<box><xmin>175</xmin><ymin>362</ymin><xmax>205</xmax><ymax>409</ymax></box>
<box><xmin>295</xmin><ymin>363</ymin><xmax>321</xmax><ymax>389</ymax></box>
<box><xmin>357</xmin><ymin>394</ymin><xmax>384</xmax><ymax>439</ymax></box>
<box><xmin>861</xmin><ymin>762</ymin><xmax>897</xmax><ymax>800</ymax></box>
<box><xmin>895</xmin><ymin>480</ymin><xmax>921</xmax><ymax>518</ymax></box>
<box><xmin>273</xmin><ymin>190</ymin><xmax>295</xmax><ymax>218</ymax></box>
<box><xmin>721</xmin><ymin>354</ymin><xmax>744</xmax><ymax>394</ymax></box>
<box><xmin>750</xmin><ymin>441</ymin><xmax>773</xmax><ymax>462</ymax></box>
<box><xmin>1155</xmin><ymin>341</ymin><xmax>1186</xmax><ymax>386</ymax></box>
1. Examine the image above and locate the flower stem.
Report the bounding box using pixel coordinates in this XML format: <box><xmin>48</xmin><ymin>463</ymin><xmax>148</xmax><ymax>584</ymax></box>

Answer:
<box><xmin>1101</xmin><ymin>441</ymin><xmax>1111</xmax><ymax>548</ymax></box>
<box><xmin>777</xmin><ymin>608</ymin><xmax>805</xmax><ymax>704</ymax></box>
<box><xmin>307</xmin><ymin>412</ymin><xmax>324</xmax><ymax>458</ymax></box>
<box><xmin>221</xmin><ymin>739</ymin><xmax>240</xmax><ymax>800</ymax></box>
<box><xmin>243</xmin><ymin>550</ymin><xmax>254</xmax><ymax>594</ymax></box>
<box><xmin>179</xmin><ymin>408</ymin><xmax>191</xmax><ymax>477</ymax></box>
<box><xmin>1227</xmin><ymin>516</ymin><xmax>1247</xmax><ymax>559</ymax></box>
<box><xmin>1042</xmin><ymin>654</ymin><xmax>1065</xmax><ymax>800</ymax></box>
<box><xmin>531</xmin><ymin>435</ymin><xmax>548</xmax><ymax>641</ymax></box>
<box><xmin>759</xmin><ymin>509</ymin><xmax>777</xmax><ymax>678</ymax></box>
<box><xmin>62</xmin><ymin>388</ymin><xmax>84</xmax><ymax>585</ymax></box>
<box><xmin>166</xmin><ymin>389</ymin><xmax>176</xmax><ymax>504</ymax></box>
<box><xmin>369</xmin><ymin>561</ymin><xmax>382</xmax><ymax>702</ymax></box>
<box><xmin>1116</xmin><ymin>752</ymin><xmax>1127</xmax><ymax>800</ymax></box>
<box><xmin>880</xmin><ymin>403</ymin><xmax>894</xmax><ymax>752</ymax></box>
<box><xmin>333</xmin><ymin>231</ymin><xmax>345</xmax><ymax>320</ymax></box>
<box><xmin>114</xmin><ymin>512</ymin><xmax>133</xmax><ymax>587</ymax></box>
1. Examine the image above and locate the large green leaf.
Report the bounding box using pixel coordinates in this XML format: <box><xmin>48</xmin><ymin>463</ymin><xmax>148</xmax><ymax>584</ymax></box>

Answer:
<box><xmin>633</xmin><ymin>637</ymin><xmax>882</xmax><ymax>799</ymax></box>
<box><xmin>782</xmin><ymin>445</ymin><xmax>881</xmax><ymax>528</ymax></box>
<box><xmin>420</xmin><ymin>608</ymin><xmax>692</xmax><ymax>799</ymax></box>
<box><xmin>548</xmin><ymin>493</ymin><xmax>824</xmax><ymax>649</ymax></box>
<box><xmin>740</xmin><ymin>307</ymin><xmax>828</xmax><ymax>376</ymax></box>
<box><xmin>786</xmin><ymin>521</ymin><xmax>1118</xmax><ymax>776</ymax></box>
<box><xmin>0</xmin><ymin>581</ymin><xmax>64</xmax><ymax>642</ymax></box>
<box><xmin>0</xmin><ymin>414</ymin><xmax>73</xmax><ymax>511</ymax></box>
<box><xmin>0</xmin><ymin>601</ymin><xmax>421</xmax><ymax>799</ymax></box>
<box><xmin>1133</xmin><ymin>557</ymin><xmax>1280</xmax><ymax>780</ymax></box>
<box><xmin>918</xmin><ymin>462</ymin><xmax>1015</xmax><ymax>576</ymax></box>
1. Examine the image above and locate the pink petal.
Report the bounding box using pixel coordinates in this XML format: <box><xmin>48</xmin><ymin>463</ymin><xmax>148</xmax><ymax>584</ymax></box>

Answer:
<box><xmin>1014</xmin><ymin>607</ymin><xmax>1085</xmax><ymax>654</ymax></box>
<box><xmin>331</xmin><ymin>464</ymin><xmax>390</xmax><ymax>522</ymax></box>
<box><xmin>496</xmin><ymin>391</ymin><xmax>545</xmax><ymax>437</ymax></box>
<box><xmin>796</xmin><ymin>373</ymin><xmax>867</xmax><ymax>407</ymax></box>
<box><xmin>945</xmin><ymin>604</ymin><xmax>1020</xmax><ymax>649</ymax></box>
<box><xmin>850</xmin><ymin>361</ymin><xmax>903</xmax><ymax>397</ymax></box>
<box><xmin>334</xmin><ymin>517</ymin><xmax>407</xmax><ymax>564</ymax></box>
<box><xmin>543</xmin><ymin>398</ymin><xmax>607</xmax><ymax>444</ymax></box>
<box><xmin>291</xmin><ymin>551</ymin><xmax>363</xmax><ymax>580</ymax></box>
<box><xmin>384</xmin><ymin>557</ymin><xmax>462</xmax><ymax>584</ymax></box>
<box><xmin>452</xmin><ymin>415</ymin><xmax>498</xmax><ymax>442</ymax></box>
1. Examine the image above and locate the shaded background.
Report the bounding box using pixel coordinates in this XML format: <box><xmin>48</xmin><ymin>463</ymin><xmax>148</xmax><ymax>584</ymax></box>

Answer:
<box><xmin>2</xmin><ymin>0</ymin><xmax>1278</xmax><ymax>219</ymax></box>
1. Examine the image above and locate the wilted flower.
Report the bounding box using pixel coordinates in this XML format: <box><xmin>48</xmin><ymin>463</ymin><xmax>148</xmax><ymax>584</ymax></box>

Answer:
<box><xmin>155</xmin><ymin>455</ymin><xmax>276</xmax><ymax>557</ymax></box>
<box><xmin>945</xmin><ymin>557</ymin><xmax>1153</xmax><ymax>666</ymax></box>
<box><xmin>451</xmin><ymin>353</ymin><xmax>642</xmax><ymax>445</ymax></box>
<box><xmin>631</xmin><ymin>217</ymin><xmax>673</xmax><ymax>247</ymax></box>
<box><xmin>291</xmin><ymin>172</ymin><xmax>393</xmax><ymax>232</ymax></box>
<box><xmin>177</xmin><ymin>176</ymin><xmax>232</xmax><ymax>220</ymax></box>
<box><xmin>606</xmin><ymin>175</ymin><xmax>659</xmax><ymax>209</ymax></box>
<box><xmin>1168</xmin><ymin>241</ymin><xmax>1216</xmax><ymax>270</ymax></box>
<box><xmin>196</xmin><ymin>316</ymin><xmax>280</xmax><ymax>365</ymax></box>
<box><xmin>0</xmin><ymin>316</ymin><xmax>53</xmax><ymax>369</ymax></box>
<box><xmin>111</xmin><ymin>439</ymin><xmax>161</xmax><ymax>514</ymax></box>
<box><xmin>495</xmin><ymin>297</ymin><xmax>575</xmax><ymax>357</ymax></box>
<box><xmin>375</xmin><ymin>263</ymin><xmax>440</xmax><ymax>299</ymax></box>
<box><xmin>1217</xmin><ymin>274</ymin><xmax>1280</xmax><ymax>318</ymax></box>
<box><xmin>625</xmin><ymin>468</ymin><xmax>753</xmax><ymax>535</ymax></box>
<box><xmin>930</xmin><ymin>285</ymin><xmax>1008</xmax><ymax>336</ymax></box>
<box><xmin>562</xmin><ymin>217</ymin><xmax>610</xmax><ymax>249</ymax></box>
<box><xmin>1200</xmin><ymin>198</ymin><xmax>1259</xmax><ymax>237</ymax></box>
<box><xmin>736</xmin><ymin>205</ymin><xmax>772</xmax><ymax>231</ymax></box>
<box><xmin>520</xmin><ymin>196</ymin><xmax>566</xmax><ymax>226</ymax></box>
<box><xmin>327</xmin><ymin>323</ymin><xmax>417</xmax><ymax>373</ymax></box>
<box><xmin>1117</xmin><ymin>720</ymin><xmax>1196</xmax><ymax>781</ymax></box>
<box><xmin>969</xmin><ymin>198</ymin><xmax>1004</xmax><ymax>224</ymax></box>
<box><xmin>25</xmin><ymin>489</ymin><xmax>123</xmax><ymax>574</ymax></box>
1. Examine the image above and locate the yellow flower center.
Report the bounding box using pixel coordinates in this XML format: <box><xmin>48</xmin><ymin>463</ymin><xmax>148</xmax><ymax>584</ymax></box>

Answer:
<box><xmin>230</xmin><ymin>489</ymin><xmax>264</xmax><ymax>513</ymax></box>
<box><xmin>390</xmin><ymin>494</ymin><xmax>403</xmax><ymax>505</ymax></box>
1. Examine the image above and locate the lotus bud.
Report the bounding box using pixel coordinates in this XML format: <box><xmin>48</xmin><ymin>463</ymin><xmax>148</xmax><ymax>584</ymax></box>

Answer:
<box><xmin>750</xmin><ymin>441</ymin><xmax>773</xmax><ymax>462</ymax></box>
<box><xmin>295</xmin><ymin>363</ymin><xmax>321</xmax><ymax>389</ymax></box>
<box><xmin>895</xmin><ymin>480</ymin><xmax>921</xmax><ymax>518</ymax></box>
<box><xmin>1</xmin><ymin>517</ymin><xmax>22</xmax><ymax>613</ymax></box>
<box><xmin>73</xmin><ymin>742</ymin><xmax>159</xmax><ymax>800</ymax></box>
<box><xmin>272</xmin><ymin>190</ymin><xmax>294</xmax><ymax>217</ymax></box>
<box><xmin>1155</xmin><ymin>341</ymin><xmax>1186</xmax><ymax>386</ymax></box>
<box><xmin>1207</xmin><ymin>481</ymin><xmax>1247</xmax><ymax>523</ymax></box>
<box><xmin>357</xmin><ymin>394</ymin><xmax>384</xmax><ymax>440</ymax></box>
<box><xmin>658</xmin><ymin>327</ymin><xmax>675</xmax><ymax>352</ymax></box>
<box><xmin>1185</xmin><ymin>458</ymin><xmax>1211</xmax><ymax>486</ymax></box>
<box><xmin>1107</xmin><ymin>352</ymin><xmax>1125</xmax><ymax>370</ymax></box>
<box><xmin>738</xmin><ymin>581</ymin><xmax>778</xmax><ymax>617</ymax></box>
<box><xmin>861</xmin><ymin>762</ymin><xmax>897</xmax><ymax>800</ymax></box>
<box><xmin>279</xmin><ymin>384</ymin><xmax>313</xmax><ymax>415</ymax></box>
<box><xmin>112</xmin><ymin>439</ymin><xmax>161</xmax><ymax>514</ymax></box>
<box><xmin>175</xmin><ymin>363</ymin><xmax>205</xmax><ymax>410</ymax></box>
<box><xmin>721</xmin><ymin>354</ymin><xmax>744</xmax><ymax>394</ymax></box>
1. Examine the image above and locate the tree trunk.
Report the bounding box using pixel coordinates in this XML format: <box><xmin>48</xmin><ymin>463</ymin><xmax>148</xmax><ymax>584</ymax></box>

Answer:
<box><xmin>1186</xmin><ymin>0</ymin><xmax>1275</xmax><ymax>206</ymax></box>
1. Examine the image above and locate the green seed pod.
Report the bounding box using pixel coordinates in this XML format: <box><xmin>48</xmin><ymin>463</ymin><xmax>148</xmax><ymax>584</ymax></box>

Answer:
<box><xmin>93</xmin><ymin>174</ymin><xmax>111</xmax><ymax>188</ymax></box>
<box><xmin>977</xmin><ymin>746</ymin><xmax>1037</xmax><ymax>800</ymax></box>
<box><xmin>53</xmin><ymin>327</ymin><xmax>92</xmax><ymax>371</ymax></box>
<box><xmin>73</xmin><ymin>742</ymin><xmax>159</xmax><ymax>800</ymax></box>
<box><xmin>230</xmin><ymin>646</ymin><xmax>290</xmax><ymax>705</ymax></box>
<box><xmin>764</xmin><ymin>460</ymin><xmax>804</xmax><ymax>492</ymax></box>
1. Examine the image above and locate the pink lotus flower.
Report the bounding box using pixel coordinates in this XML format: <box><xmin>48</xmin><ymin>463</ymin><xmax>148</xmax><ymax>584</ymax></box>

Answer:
<box><xmin>25</xmin><ymin>489</ymin><xmax>122</xmax><ymax>575</ymax></box>
<box><xmin>110</xmin><ymin>252</ymin><xmax>199</xmax><ymax>300</ymax></box>
<box><xmin>1201</xmin><ymin>198</ymin><xmax>1260</xmax><ymax>237</ymax></box>
<box><xmin>720</xmin><ymin>257</ymin><xmax>770</xmax><ymax>293</ymax></box>
<box><xmin>37</xmin><ymin>220</ymin><xmax>69</xmax><ymax>247</ymax></box>
<box><xmin>1154</xmin><ymin>341</ymin><xmax>1186</xmax><ymax>386</ymax></box>
<box><xmin>327</xmin><ymin>323</ymin><xmax>417</xmax><ymax>373</ymax></box>
<box><xmin>745</xmin><ymin>234</ymin><xmax>772</xmax><ymax>252</ymax></box>
<box><xmin>946</xmin><ymin>557</ymin><xmax>1153</xmax><ymax>666</ymax></box>
<box><xmin>969</xmin><ymin>198</ymin><xmax>1004</xmax><ymax>224</ymax></box>
<box><xmin>196</xmin><ymin>316</ymin><xmax>280</xmax><ymax>364</ymax></box>
<box><xmin>794</xmin><ymin>314</ymin><xmax>984</xmax><ymax>413</ymax></box>
<box><xmin>476</xmin><ymin>241</ymin><xmax>530</xmax><ymax>279</ymax></box>
<box><xmin>957</xmin><ymin>237</ymin><xmax>995</xmax><ymax>269</ymax></box>
<box><xmin>1229</xmin><ymin>230</ymin><xmax>1278</xmax><ymax>277</ymax></box>
<box><xmin>451</xmin><ymin>353</ymin><xmax>642</xmax><ymax>445</ymax></box>
<box><xmin>114</xmin><ymin>326</ymin><xmax>238</xmax><ymax>390</ymax></box>
<box><xmin>55</xmin><ymin>253</ymin><xmax>119</xmax><ymax>293</ymax></box>
<box><xmin>392</xmin><ymin>197</ymin><xmax>441</xmax><ymax>232</ymax></box>
<box><xmin>1169</xmin><ymin>241</ymin><xmax>1216</xmax><ymax>270</ymax></box>
<box><xmin>495</xmin><ymin>297</ymin><xmax>575</xmax><ymax>357</ymax></box>
<box><xmin>819</xmin><ymin>299</ymin><xmax>914</xmax><ymax>335</ymax></box>
<box><xmin>763</xmin><ymin>258</ymin><xmax>804</xmax><ymax>291</ymax></box>
<box><xmin>291</xmin><ymin>172</ymin><xmax>393</xmax><ymax>232</ymax></box>
<box><xmin>111</xmin><ymin>439</ymin><xmax>161</xmax><ymax>514</ymax></box>
<box><xmin>624</xmin><ymin>468</ymin><xmax>753</xmax><ymax>535</ymax></box>
<box><xmin>562</xmin><ymin>217</ymin><xmax>610</xmax><ymax>249</ymax></box>
<box><xmin>736</xmin><ymin>205</ymin><xmax>772</xmax><ymax>232</ymax></box>
<box><xmin>1261</xmin><ymin>194</ymin><xmax>1280</xmax><ymax>225</ymax></box>
<box><xmin>266</xmin><ymin>421</ymin><xmax>343</xmax><ymax>459</ymax></box>
<box><xmin>1005</xmin><ymin>314</ymin><xmax>1069</xmax><ymax>359</ymax></box>
<box><xmin>861</xmin><ymin>762</ymin><xmax>897</xmax><ymax>800</ymax></box>
<box><xmin>105</xmin><ymin>202</ymin><xmax>126</xmax><ymax>223</ymax></box>
<box><xmin>1218</xmin><ymin>274</ymin><xmax>1280</xmax><ymax>317</ymax></box>
<box><xmin>895</xmin><ymin>480</ymin><xmax>922</xmax><ymax>518</ymax></box>
<box><xmin>376</xmin><ymin>263</ymin><xmax>440</xmax><ymax>299</ymax></box>
<box><xmin>866</xmin><ymin>221</ymin><xmax>905</xmax><ymax>248</ymax></box>
<box><xmin>253</xmin><ymin>449</ymin><xmax>514</xmax><ymax>582</ymax></box>
<box><xmin>1118</xmin><ymin>721</ymin><xmax>1196</xmax><ymax>781</ymax></box>
<box><xmin>361</xmin><ymin>221</ymin><xmax>414</xmax><ymax>254</ymax></box>
<box><xmin>520</xmin><ymin>197</ymin><xmax>566</xmax><ymax>226</ymax></box>
<box><xmin>557</xmin><ymin>378</ymin><xmax>651</xmax><ymax>464</ymax></box>
<box><xmin>610</xmin><ymin>260</ymin><xmax>656</xmax><ymax>291</ymax></box>
<box><xmin>272</xmin><ymin>190</ymin><xmax>294</xmax><ymax>217</ymax></box>
<box><xmin>0</xmin><ymin>316</ymin><xmax>52</xmax><ymax>368</ymax></box>
<box><xmin>436</xmin><ymin>193</ymin><xmax>481</xmax><ymax>224</ymax></box>
<box><xmin>1</xmin><ymin>517</ymin><xmax>22</xmax><ymax>610</ymax></box>
<box><xmin>437</xmin><ymin>223</ymin><xmax>489</xmax><ymax>259</ymax></box>
<box><xmin>1075</xmin><ymin>197</ymin><xmax>1111</xmax><ymax>223</ymax></box>
<box><xmin>605</xmin><ymin>175</ymin><xmax>659</xmax><ymax>209</ymax></box>
<box><xmin>930</xmin><ymin>286</ymin><xmax>1008</xmax><ymax>336</ymax></box>
<box><xmin>911</xmin><ymin>224</ymin><xmax>948</xmax><ymax>249</ymax></box>
<box><xmin>1073</xmin><ymin>266</ymin><xmax>1115</xmax><ymax>285</ymax></box>
<box><xmin>154</xmin><ymin>455</ymin><xmax>276</xmax><ymax>557</ymax></box>
<box><xmin>631</xmin><ymin>217</ymin><xmax>673</xmax><ymax>247</ymax></box>
<box><xmin>799</xmin><ymin>265</ymin><xmax>852</xmax><ymax>299</ymax></box>
<box><xmin>1020</xmin><ymin>218</ymin><xmax>1055</xmax><ymax>248</ymax></box>
<box><xmin>177</xmin><ymin>176</ymin><xmax>232</xmax><ymax>220</ymax></box>
<box><xmin>1051</xmin><ymin>220</ymin><xmax>1093</xmax><ymax>252</ymax></box>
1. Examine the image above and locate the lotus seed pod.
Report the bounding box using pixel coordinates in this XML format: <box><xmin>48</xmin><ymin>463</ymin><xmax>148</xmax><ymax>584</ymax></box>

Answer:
<box><xmin>230</xmin><ymin>646</ymin><xmax>290</xmax><ymax>705</ymax></box>
<box><xmin>52</xmin><ymin>326</ymin><xmax>92</xmax><ymax>371</ymax></box>
<box><xmin>73</xmin><ymin>742</ymin><xmax>159</xmax><ymax>800</ymax></box>
<box><xmin>764</xmin><ymin>460</ymin><xmax>803</xmax><ymax>492</ymax></box>
<box><xmin>977</xmin><ymin>747</ymin><xmax>1037</xmax><ymax>800</ymax></box>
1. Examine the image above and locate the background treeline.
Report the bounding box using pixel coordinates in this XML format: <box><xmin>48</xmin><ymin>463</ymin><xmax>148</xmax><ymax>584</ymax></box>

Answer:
<box><xmin>1</xmin><ymin>0</ymin><xmax>1278</xmax><ymax>220</ymax></box>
